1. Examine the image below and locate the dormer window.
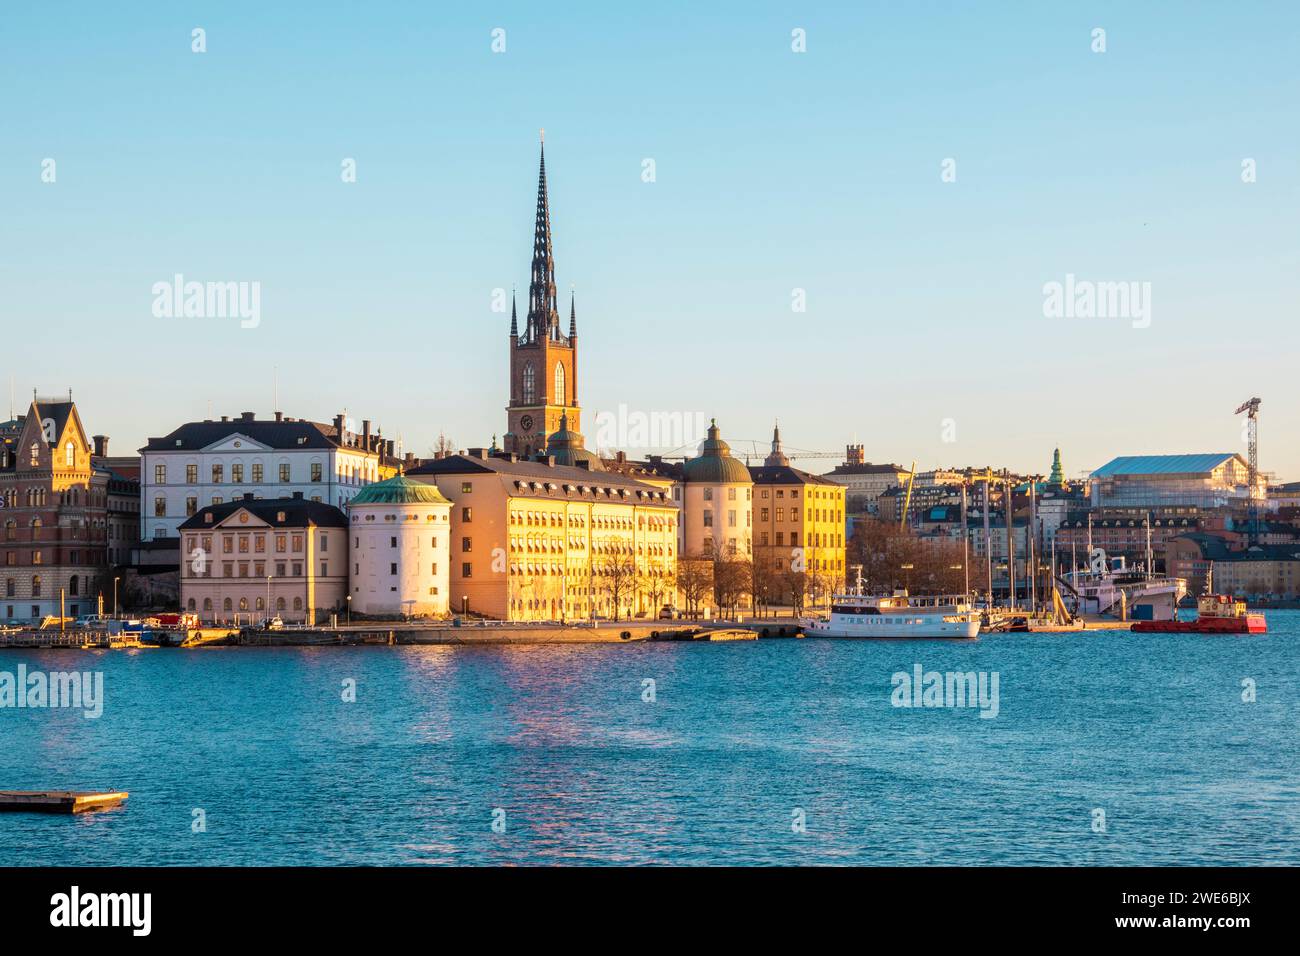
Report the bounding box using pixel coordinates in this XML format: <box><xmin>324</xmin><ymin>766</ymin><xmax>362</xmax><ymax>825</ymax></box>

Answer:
<box><xmin>29</xmin><ymin>443</ymin><xmax>39</xmax><ymax>466</ymax></box>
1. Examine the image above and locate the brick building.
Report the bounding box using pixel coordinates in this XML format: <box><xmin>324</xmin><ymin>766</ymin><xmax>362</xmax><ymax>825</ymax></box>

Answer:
<box><xmin>0</xmin><ymin>397</ymin><xmax>109</xmax><ymax>621</ymax></box>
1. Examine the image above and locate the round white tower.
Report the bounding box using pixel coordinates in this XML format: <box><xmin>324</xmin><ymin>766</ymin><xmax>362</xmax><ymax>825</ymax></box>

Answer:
<box><xmin>347</xmin><ymin>475</ymin><xmax>452</xmax><ymax>617</ymax></box>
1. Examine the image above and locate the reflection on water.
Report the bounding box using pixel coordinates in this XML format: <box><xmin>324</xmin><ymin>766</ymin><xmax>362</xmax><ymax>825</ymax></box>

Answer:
<box><xmin>2</xmin><ymin>616</ymin><xmax>1298</xmax><ymax>865</ymax></box>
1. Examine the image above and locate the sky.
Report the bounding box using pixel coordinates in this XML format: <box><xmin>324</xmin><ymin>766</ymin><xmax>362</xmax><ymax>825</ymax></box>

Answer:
<box><xmin>3</xmin><ymin>2</ymin><xmax>1298</xmax><ymax>479</ymax></box>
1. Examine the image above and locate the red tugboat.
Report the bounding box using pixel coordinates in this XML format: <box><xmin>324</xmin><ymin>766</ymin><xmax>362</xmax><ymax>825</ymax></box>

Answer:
<box><xmin>1132</xmin><ymin>568</ymin><xmax>1266</xmax><ymax>634</ymax></box>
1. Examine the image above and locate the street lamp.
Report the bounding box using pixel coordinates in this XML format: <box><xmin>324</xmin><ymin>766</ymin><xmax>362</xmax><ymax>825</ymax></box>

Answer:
<box><xmin>345</xmin><ymin>593</ymin><xmax>352</xmax><ymax>626</ymax></box>
<box><xmin>265</xmin><ymin>575</ymin><xmax>272</xmax><ymax>623</ymax></box>
<box><xmin>461</xmin><ymin>595</ymin><xmax>468</xmax><ymax>617</ymax></box>
<box><xmin>900</xmin><ymin>563</ymin><xmax>914</xmax><ymax>593</ymax></box>
<box><xmin>113</xmin><ymin>576</ymin><xmax>120</xmax><ymax>619</ymax></box>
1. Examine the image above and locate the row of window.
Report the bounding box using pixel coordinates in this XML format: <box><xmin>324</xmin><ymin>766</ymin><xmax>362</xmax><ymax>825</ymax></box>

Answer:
<box><xmin>187</xmin><ymin>595</ymin><xmax>305</xmax><ymax>613</ymax></box>
<box><xmin>154</xmin><ymin>462</ymin><xmax>324</xmax><ymax>485</ymax></box>
<box><xmin>701</xmin><ymin>510</ymin><xmax>751</xmax><ymax>529</ymax></box>
<box><xmin>354</xmin><ymin>562</ymin><xmax>439</xmax><ymax>577</ymax></box>
<box><xmin>758</xmin><ymin>508</ymin><xmax>844</xmax><ymax>524</ymax></box>
<box><xmin>3</xmin><ymin>574</ymin><xmax>85</xmax><ymax>597</ymax></box>
<box><xmin>4</xmin><ymin>549</ymin><xmax>98</xmax><ymax>567</ymax></box>
<box><xmin>185</xmin><ymin>533</ymin><xmax>313</xmax><ymax>555</ymax></box>
<box><xmin>756</xmin><ymin>531</ymin><xmax>844</xmax><ymax>548</ymax></box>
<box><xmin>190</xmin><ymin>562</ymin><xmax>330</xmax><ymax>579</ymax></box>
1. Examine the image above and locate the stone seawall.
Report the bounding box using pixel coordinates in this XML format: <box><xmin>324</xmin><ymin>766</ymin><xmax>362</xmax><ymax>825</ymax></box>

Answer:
<box><xmin>231</xmin><ymin>619</ymin><xmax>804</xmax><ymax>647</ymax></box>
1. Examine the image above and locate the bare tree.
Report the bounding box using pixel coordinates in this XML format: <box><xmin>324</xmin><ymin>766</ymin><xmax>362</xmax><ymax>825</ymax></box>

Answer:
<box><xmin>678</xmin><ymin>556</ymin><xmax>714</xmax><ymax>618</ymax></box>
<box><xmin>712</xmin><ymin>551</ymin><xmax>752</xmax><ymax>617</ymax></box>
<box><xmin>598</xmin><ymin>550</ymin><xmax>639</xmax><ymax>621</ymax></box>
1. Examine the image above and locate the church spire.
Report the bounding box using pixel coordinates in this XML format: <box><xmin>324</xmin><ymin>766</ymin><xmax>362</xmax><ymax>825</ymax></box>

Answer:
<box><xmin>569</xmin><ymin>289</ymin><xmax>576</xmax><ymax>338</ymax></box>
<box><xmin>526</xmin><ymin>132</ymin><xmax>559</xmax><ymax>343</ymax></box>
<box><xmin>764</xmin><ymin>420</ymin><xmax>790</xmax><ymax>467</ymax></box>
<box><xmin>509</xmin><ymin>288</ymin><xmax>518</xmax><ymax>336</ymax></box>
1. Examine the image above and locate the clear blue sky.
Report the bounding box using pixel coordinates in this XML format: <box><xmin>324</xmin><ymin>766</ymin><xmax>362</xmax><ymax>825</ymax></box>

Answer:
<box><xmin>3</xmin><ymin>2</ymin><xmax>1298</xmax><ymax>479</ymax></box>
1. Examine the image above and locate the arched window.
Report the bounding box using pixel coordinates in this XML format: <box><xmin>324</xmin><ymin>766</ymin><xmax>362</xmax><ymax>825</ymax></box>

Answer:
<box><xmin>276</xmin><ymin>596</ymin><xmax>286</xmax><ymax>611</ymax></box>
<box><xmin>239</xmin><ymin>597</ymin><xmax>249</xmax><ymax>611</ymax></box>
<box><xmin>29</xmin><ymin>443</ymin><xmax>39</xmax><ymax>466</ymax></box>
<box><xmin>293</xmin><ymin>596</ymin><xmax>303</xmax><ymax>610</ymax></box>
<box><xmin>186</xmin><ymin>598</ymin><xmax>196</xmax><ymax>611</ymax></box>
<box><xmin>522</xmin><ymin>362</ymin><xmax>536</xmax><ymax>404</ymax></box>
<box><xmin>223</xmin><ymin>598</ymin><xmax>232</xmax><ymax>611</ymax></box>
<box><xmin>65</xmin><ymin>442</ymin><xmax>75</xmax><ymax>467</ymax></box>
<box><xmin>554</xmin><ymin>362</ymin><xmax>565</xmax><ymax>403</ymax></box>
<box><xmin>203</xmin><ymin>598</ymin><xmax>213</xmax><ymax>611</ymax></box>
<box><xmin>255</xmin><ymin>596</ymin><xmax>265</xmax><ymax>611</ymax></box>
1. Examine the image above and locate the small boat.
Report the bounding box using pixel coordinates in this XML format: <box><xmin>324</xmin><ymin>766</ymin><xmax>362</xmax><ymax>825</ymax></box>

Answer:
<box><xmin>1132</xmin><ymin>565</ymin><xmax>1266</xmax><ymax>634</ymax></box>
<box><xmin>138</xmin><ymin>629</ymin><xmax>186</xmax><ymax>647</ymax></box>
<box><xmin>702</xmin><ymin>628</ymin><xmax>757</xmax><ymax>642</ymax></box>
<box><xmin>802</xmin><ymin>568</ymin><xmax>979</xmax><ymax>639</ymax></box>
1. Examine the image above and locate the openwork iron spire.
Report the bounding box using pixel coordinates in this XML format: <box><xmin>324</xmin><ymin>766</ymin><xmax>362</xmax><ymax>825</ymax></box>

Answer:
<box><xmin>526</xmin><ymin>134</ymin><xmax>559</xmax><ymax>342</ymax></box>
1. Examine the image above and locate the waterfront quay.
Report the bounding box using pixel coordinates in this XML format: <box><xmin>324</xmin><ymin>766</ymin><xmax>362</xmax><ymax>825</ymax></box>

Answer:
<box><xmin>0</xmin><ymin>619</ymin><xmax>802</xmax><ymax>648</ymax></box>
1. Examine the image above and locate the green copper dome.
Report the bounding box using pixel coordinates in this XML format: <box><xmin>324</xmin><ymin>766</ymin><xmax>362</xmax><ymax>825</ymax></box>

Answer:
<box><xmin>683</xmin><ymin>419</ymin><xmax>752</xmax><ymax>484</ymax></box>
<box><xmin>350</xmin><ymin>475</ymin><xmax>451</xmax><ymax>506</ymax></box>
<box><xmin>544</xmin><ymin>412</ymin><xmax>604</xmax><ymax>471</ymax></box>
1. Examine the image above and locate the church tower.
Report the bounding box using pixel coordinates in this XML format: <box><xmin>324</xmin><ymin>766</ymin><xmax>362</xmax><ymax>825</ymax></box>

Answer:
<box><xmin>504</xmin><ymin>134</ymin><xmax>580</xmax><ymax>458</ymax></box>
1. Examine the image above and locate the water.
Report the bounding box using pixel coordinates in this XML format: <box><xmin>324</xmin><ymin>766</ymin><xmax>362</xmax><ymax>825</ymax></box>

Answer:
<box><xmin>2</xmin><ymin>614</ymin><xmax>1298</xmax><ymax>865</ymax></box>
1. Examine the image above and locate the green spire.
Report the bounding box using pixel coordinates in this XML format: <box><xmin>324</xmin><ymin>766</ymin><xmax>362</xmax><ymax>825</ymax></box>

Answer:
<box><xmin>1049</xmin><ymin>447</ymin><xmax>1064</xmax><ymax>486</ymax></box>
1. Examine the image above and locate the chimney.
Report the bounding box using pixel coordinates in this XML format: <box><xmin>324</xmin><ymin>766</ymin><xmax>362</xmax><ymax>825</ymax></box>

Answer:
<box><xmin>362</xmin><ymin>420</ymin><xmax>371</xmax><ymax>451</ymax></box>
<box><xmin>274</xmin><ymin>411</ymin><xmax>283</xmax><ymax>422</ymax></box>
<box><xmin>92</xmin><ymin>435</ymin><xmax>109</xmax><ymax>457</ymax></box>
<box><xmin>386</xmin><ymin>439</ymin><xmax>395</xmax><ymax>459</ymax></box>
<box><xmin>404</xmin><ymin>452</ymin><xmax>415</xmax><ymax>467</ymax></box>
<box><xmin>221</xmin><ymin>415</ymin><xmax>229</xmax><ymax>422</ymax></box>
<box><xmin>334</xmin><ymin>413</ymin><xmax>345</xmax><ymax>436</ymax></box>
<box><xmin>241</xmin><ymin>411</ymin><xmax>255</xmax><ymax>422</ymax></box>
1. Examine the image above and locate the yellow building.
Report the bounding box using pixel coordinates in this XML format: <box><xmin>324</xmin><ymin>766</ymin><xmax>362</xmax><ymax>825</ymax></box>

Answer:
<box><xmin>407</xmin><ymin>449</ymin><xmax>678</xmax><ymax>621</ymax></box>
<box><xmin>750</xmin><ymin>425</ymin><xmax>846</xmax><ymax>606</ymax></box>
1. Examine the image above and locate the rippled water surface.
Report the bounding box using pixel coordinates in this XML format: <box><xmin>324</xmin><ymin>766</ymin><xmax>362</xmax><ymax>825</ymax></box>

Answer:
<box><xmin>2</xmin><ymin>615</ymin><xmax>1297</xmax><ymax>865</ymax></box>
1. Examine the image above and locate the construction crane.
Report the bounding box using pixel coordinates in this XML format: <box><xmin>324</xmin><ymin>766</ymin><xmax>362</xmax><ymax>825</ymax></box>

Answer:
<box><xmin>1234</xmin><ymin>397</ymin><xmax>1262</xmax><ymax>545</ymax></box>
<box><xmin>898</xmin><ymin>461</ymin><xmax>917</xmax><ymax>529</ymax></box>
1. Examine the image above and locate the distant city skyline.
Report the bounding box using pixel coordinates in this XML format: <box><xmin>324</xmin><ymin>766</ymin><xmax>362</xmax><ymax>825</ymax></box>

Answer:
<box><xmin>5</xmin><ymin>3</ymin><xmax>1298</xmax><ymax>478</ymax></box>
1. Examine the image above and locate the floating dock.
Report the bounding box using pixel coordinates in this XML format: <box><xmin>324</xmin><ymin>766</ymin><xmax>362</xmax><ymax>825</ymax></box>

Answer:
<box><xmin>0</xmin><ymin>790</ymin><xmax>129</xmax><ymax>814</ymax></box>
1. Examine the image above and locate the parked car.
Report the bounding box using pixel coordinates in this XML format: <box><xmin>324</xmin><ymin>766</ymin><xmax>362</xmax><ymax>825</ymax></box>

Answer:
<box><xmin>260</xmin><ymin>616</ymin><xmax>285</xmax><ymax>631</ymax></box>
<box><xmin>658</xmin><ymin>605</ymin><xmax>678</xmax><ymax>620</ymax></box>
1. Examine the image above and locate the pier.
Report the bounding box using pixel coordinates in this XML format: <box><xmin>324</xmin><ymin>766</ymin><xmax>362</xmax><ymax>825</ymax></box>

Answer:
<box><xmin>0</xmin><ymin>791</ymin><xmax>129</xmax><ymax>814</ymax></box>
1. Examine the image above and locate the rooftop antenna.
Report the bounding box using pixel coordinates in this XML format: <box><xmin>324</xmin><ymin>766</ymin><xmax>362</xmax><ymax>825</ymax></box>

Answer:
<box><xmin>273</xmin><ymin>366</ymin><xmax>279</xmax><ymax>415</ymax></box>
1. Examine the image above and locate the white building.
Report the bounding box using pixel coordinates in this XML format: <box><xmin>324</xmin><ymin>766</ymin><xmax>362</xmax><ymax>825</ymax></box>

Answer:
<box><xmin>347</xmin><ymin>475</ymin><xmax>452</xmax><ymax>618</ymax></box>
<box><xmin>140</xmin><ymin>411</ymin><xmax>400</xmax><ymax>541</ymax></box>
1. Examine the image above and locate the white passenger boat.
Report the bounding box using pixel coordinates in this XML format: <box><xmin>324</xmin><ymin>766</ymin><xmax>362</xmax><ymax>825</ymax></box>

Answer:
<box><xmin>802</xmin><ymin>571</ymin><xmax>980</xmax><ymax>639</ymax></box>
